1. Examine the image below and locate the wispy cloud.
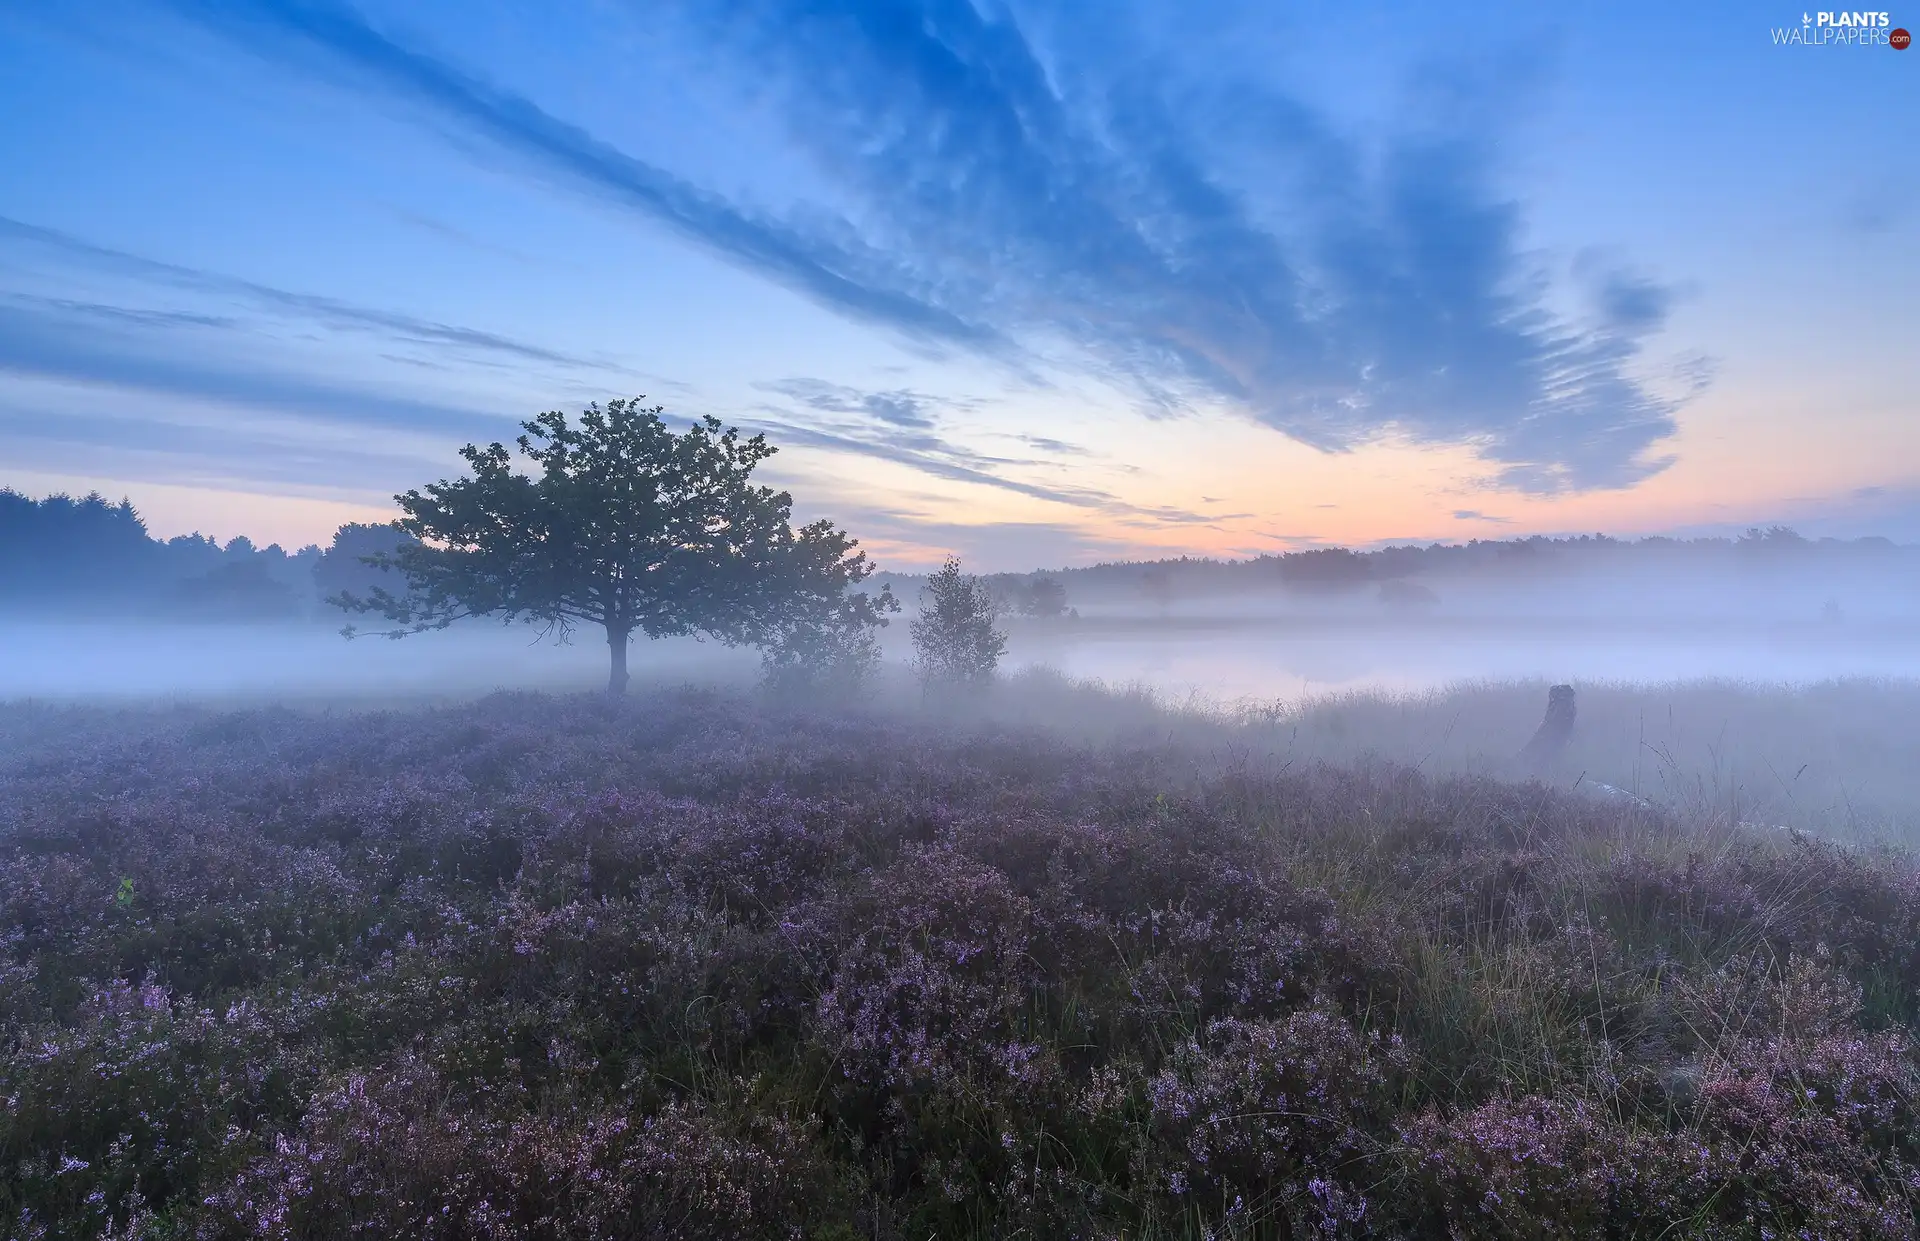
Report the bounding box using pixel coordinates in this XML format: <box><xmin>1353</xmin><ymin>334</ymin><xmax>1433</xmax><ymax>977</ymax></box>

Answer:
<box><xmin>1452</xmin><ymin>509</ymin><xmax>1513</xmax><ymax>523</ymax></box>
<box><xmin>748</xmin><ymin>378</ymin><xmax>1121</xmax><ymax>514</ymax></box>
<box><xmin>0</xmin><ymin>217</ymin><xmax>691</xmax><ymax>482</ymax></box>
<box><xmin>0</xmin><ymin>386</ymin><xmax>448</xmax><ymax>499</ymax></box>
<box><xmin>816</xmin><ymin>505</ymin><xmax>1138</xmax><ymax>573</ymax></box>
<box><xmin>156</xmin><ymin>0</ymin><xmax>1700</xmax><ymax>493</ymax></box>
<box><xmin>1016</xmin><ymin>434</ymin><xmax>1093</xmax><ymax>457</ymax></box>
<box><xmin>1842</xmin><ymin>174</ymin><xmax>1916</xmax><ymax>235</ymax></box>
<box><xmin>760</xmin><ymin>377</ymin><xmax>955</xmax><ymax>431</ymax></box>
<box><xmin>751</xmin><ymin>376</ymin><xmax>1226</xmax><ymax>527</ymax></box>
<box><xmin>0</xmin><ymin>299</ymin><xmax>501</xmax><ymax>437</ymax></box>
<box><xmin>0</xmin><ymin>216</ymin><xmax>605</xmax><ymax>372</ymax></box>
<box><xmin>150</xmin><ymin>0</ymin><xmax>989</xmax><ymax>348</ymax></box>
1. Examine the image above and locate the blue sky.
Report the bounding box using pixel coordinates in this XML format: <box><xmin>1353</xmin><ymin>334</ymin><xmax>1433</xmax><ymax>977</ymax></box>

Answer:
<box><xmin>1</xmin><ymin>1</ymin><xmax>1913</xmax><ymax>569</ymax></box>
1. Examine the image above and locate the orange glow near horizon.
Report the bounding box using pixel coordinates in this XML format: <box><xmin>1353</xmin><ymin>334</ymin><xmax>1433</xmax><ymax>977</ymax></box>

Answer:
<box><xmin>18</xmin><ymin>367</ymin><xmax>1920</xmax><ymax>574</ymax></box>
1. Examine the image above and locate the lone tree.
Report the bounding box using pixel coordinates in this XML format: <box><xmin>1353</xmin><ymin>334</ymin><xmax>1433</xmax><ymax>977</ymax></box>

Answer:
<box><xmin>332</xmin><ymin>397</ymin><xmax>888</xmax><ymax>694</ymax></box>
<box><xmin>1025</xmin><ymin>574</ymin><xmax>1068</xmax><ymax>619</ymax></box>
<box><xmin>909</xmin><ymin>555</ymin><xmax>1006</xmax><ymax>689</ymax></box>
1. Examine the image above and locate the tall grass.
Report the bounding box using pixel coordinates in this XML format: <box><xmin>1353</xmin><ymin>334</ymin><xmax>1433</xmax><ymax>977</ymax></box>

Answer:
<box><xmin>969</xmin><ymin>669</ymin><xmax>1920</xmax><ymax>841</ymax></box>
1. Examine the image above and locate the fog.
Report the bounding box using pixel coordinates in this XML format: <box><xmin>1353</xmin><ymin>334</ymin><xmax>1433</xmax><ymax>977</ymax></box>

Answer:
<box><xmin>998</xmin><ymin>552</ymin><xmax>1920</xmax><ymax>701</ymax></box>
<box><xmin>0</xmin><ymin>619</ymin><xmax>761</xmax><ymax>704</ymax></box>
<box><xmin>7</xmin><ymin>553</ymin><xmax>1920</xmax><ymax>707</ymax></box>
<box><xmin>1004</xmin><ymin>615</ymin><xmax>1920</xmax><ymax>703</ymax></box>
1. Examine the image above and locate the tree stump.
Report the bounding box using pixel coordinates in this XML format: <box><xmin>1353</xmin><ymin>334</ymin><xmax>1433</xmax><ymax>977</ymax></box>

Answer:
<box><xmin>1517</xmin><ymin>684</ymin><xmax>1576</xmax><ymax>770</ymax></box>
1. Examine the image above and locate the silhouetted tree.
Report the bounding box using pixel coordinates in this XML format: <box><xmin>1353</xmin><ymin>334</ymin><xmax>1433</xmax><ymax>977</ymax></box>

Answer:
<box><xmin>0</xmin><ymin>489</ymin><xmax>158</xmax><ymax>604</ymax></box>
<box><xmin>910</xmin><ymin>556</ymin><xmax>1006</xmax><ymax>689</ymax></box>
<box><xmin>332</xmin><ymin>398</ymin><xmax>886</xmax><ymax>695</ymax></box>
<box><xmin>982</xmin><ymin>573</ymin><xmax>1030</xmax><ymax>617</ymax></box>
<box><xmin>313</xmin><ymin>522</ymin><xmax>417</xmax><ymax>605</ymax></box>
<box><xmin>1738</xmin><ymin>525</ymin><xmax>1808</xmax><ymax>549</ymax></box>
<box><xmin>1026</xmin><ymin>575</ymin><xmax>1068</xmax><ymax>619</ymax></box>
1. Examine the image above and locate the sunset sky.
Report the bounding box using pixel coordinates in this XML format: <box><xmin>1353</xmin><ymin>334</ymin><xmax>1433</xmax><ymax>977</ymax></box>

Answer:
<box><xmin>1</xmin><ymin>1</ymin><xmax>1913</xmax><ymax>570</ymax></box>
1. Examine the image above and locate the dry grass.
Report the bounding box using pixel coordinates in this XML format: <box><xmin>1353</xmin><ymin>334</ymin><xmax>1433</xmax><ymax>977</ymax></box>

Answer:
<box><xmin>960</xmin><ymin>669</ymin><xmax>1920</xmax><ymax>842</ymax></box>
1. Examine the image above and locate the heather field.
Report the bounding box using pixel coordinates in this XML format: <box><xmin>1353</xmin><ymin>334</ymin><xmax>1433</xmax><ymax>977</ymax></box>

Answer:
<box><xmin>4</xmin><ymin>683</ymin><xmax>1920</xmax><ymax>1239</ymax></box>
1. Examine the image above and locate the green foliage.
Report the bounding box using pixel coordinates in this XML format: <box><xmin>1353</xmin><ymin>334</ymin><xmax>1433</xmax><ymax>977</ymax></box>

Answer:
<box><xmin>331</xmin><ymin>397</ymin><xmax>885</xmax><ymax>694</ymax></box>
<box><xmin>758</xmin><ymin>586</ymin><xmax>897</xmax><ymax>701</ymax></box>
<box><xmin>909</xmin><ymin>555</ymin><xmax>1006</xmax><ymax>689</ymax></box>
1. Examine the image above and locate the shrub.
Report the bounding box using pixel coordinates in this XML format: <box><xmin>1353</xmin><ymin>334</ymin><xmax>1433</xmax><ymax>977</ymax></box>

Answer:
<box><xmin>201</xmin><ymin>1062</ymin><xmax>844</xmax><ymax>1240</ymax></box>
<box><xmin>1148</xmin><ymin>1006</ymin><xmax>1406</xmax><ymax>1231</ymax></box>
<box><xmin>909</xmin><ymin>556</ymin><xmax>1006</xmax><ymax>689</ymax></box>
<box><xmin>757</xmin><ymin>596</ymin><xmax>886</xmax><ymax>701</ymax></box>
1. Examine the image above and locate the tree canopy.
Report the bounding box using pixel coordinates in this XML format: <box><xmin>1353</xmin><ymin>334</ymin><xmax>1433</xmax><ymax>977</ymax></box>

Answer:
<box><xmin>333</xmin><ymin>397</ymin><xmax>889</xmax><ymax>694</ymax></box>
<box><xmin>0</xmin><ymin>488</ymin><xmax>317</xmax><ymax>617</ymax></box>
<box><xmin>910</xmin><ymin>556</ymin><xmax>1006</xmax><ymax>689</ymax></box>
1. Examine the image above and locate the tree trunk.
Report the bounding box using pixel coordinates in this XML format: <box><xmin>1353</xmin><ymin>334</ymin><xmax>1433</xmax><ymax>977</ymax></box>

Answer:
<box><xmin>607</xmin><ymin>626</ymin><xmax>631</xmax><ymax>696</ymax></box>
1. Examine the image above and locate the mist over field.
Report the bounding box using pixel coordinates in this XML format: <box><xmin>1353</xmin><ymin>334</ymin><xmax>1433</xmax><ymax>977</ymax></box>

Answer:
<box><xmin>11</xmin><ymin>528</ymin><xmax>1920</xmax><ymax>703</ymax></box>
<box><xmin>12</xmin><ymin>607</ymin><xmax>1919</xmax><ymax>706</ymax></box>
<box><xmin>0</xmin><ymin>620</ymin><xmax>760</xmax><ymax>703</ymax></box>
<box><xmin>11</xmin><ymin>521</ymin><xmax>1920</xmax><ymax>847</ymax></box>
<box><xmin>10</xmin><ymin>537</ymin><xmax>1920</xmax><ymax>848</ymax></box>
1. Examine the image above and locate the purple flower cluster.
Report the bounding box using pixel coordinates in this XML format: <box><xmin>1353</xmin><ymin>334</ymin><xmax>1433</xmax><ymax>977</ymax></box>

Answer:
<box><xmin>1400</xmin><ymin>951</ymin><xmax>1920</xmax><ymax>1236</ymax></box>
<box><xmin>1</xmin><ymin>689</ymin><xmax>1917</xmax><ymax>1237</ymax></box>
<box><xmin>203</xmin><ymin>1060</ymin><xmax>829</xmax><ymax>1240</ymax></box>
<box><xmin>1148</xmin><ymin>1006</ymin><xmax>1407</xmax><ymax>1231</ymax></box>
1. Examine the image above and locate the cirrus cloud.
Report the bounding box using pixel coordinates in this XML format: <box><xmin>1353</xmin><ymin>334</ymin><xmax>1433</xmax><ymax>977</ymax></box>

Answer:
<box><xmin>148</xmin><ymin>0</ymin><xmax>1700</xmax><ymax>493</ymax></box>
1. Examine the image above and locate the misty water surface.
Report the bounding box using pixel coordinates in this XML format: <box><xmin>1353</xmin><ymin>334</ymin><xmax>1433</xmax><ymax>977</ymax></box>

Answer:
<box><xmin>5</xmin><ymin>612</ymin><xmax>1920</xmax><ymax>705</ymax></box>
<box><xmin>1003</xmin><ymin>616</ymin><xmax>1920</xmax><ymax>702</ymax></box>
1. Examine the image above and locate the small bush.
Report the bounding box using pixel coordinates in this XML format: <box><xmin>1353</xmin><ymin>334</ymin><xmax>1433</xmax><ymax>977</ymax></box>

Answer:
<box><xmin>1148</xmin><ymin>1006</ymin><xmax>1407</xmax><ymax>1231</ymax></box>
<box><xmin>909</xmin><ymin>555</ymin><xmax>1006</xmax><ymax>690</ymax></box>
<box><xmin>758</xmin><ymin>597</ymin><xmax>885</xmax><ymax>701</ymax></box>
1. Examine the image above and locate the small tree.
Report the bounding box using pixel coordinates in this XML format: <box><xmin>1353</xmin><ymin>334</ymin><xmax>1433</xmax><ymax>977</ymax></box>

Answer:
<box><xmin>758</xmin><ymin>590</ymin><xmax>894</xmax><ymax>700</ymax></box>
<box><xmin>1025</xmin><ymin>575</ymin><xmax>1068</xmax><ymax>619</ymax></box>
<box><xmin>332</xmin><ymin>397</ymin><xmax>887</xmax><ymax>695</ymax></box>
<box><xmin>756</xmin><ymin>525</ymin><xmax>898</xmax><ymax>698</ymax></box>
<box><xmin>909</xmin><ymin>555</ymin><xmax>1006</xmax><ymax>689</ymax></box>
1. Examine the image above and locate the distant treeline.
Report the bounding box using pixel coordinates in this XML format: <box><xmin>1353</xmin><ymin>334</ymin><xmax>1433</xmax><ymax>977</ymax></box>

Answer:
<box><xmin>879</xmin><ymin>527</ymin><xmax>1917</xmax><ymax>610</ymax></box>
<box><xmin>3</xmin><ymin>486</ymin><xmax>1912</xmax><ymax>620</ymax></box>
<box><xmin>0</xmin><ymin>489</ymin><xmax>408</xmax><ymax>620</ymax></box>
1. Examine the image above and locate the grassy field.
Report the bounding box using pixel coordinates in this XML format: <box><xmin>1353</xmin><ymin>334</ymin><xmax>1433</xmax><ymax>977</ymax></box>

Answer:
<box><xmin>2</xmin><ymin>678</ymin><xmax>1918</xmax><ymax>1237</ymax></box>
<box><xmin>980</xmin><ymin>671</ymin><xmax>1920</xmax><ymax>841</ymax></box>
